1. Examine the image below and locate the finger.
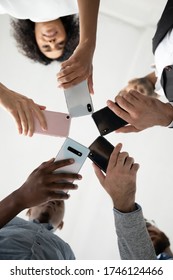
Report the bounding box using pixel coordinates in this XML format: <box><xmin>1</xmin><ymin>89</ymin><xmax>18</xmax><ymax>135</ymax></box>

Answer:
<box><xmin>59</xmin><ymin>76</ymin><xmax>86</xmax><ymax>89</ymax></box>
<box><xmin>58</xmin><ymin>71</ymin><xmax>77</xmax><ymax>85</ymax></box>
<box><xmin>32</xmin><ymin>105</ymin><xmax>47</xmax><ymax>131</ymax></box>
<box><xmin>57</xmin><ymin>63</ymin><xmax>78</xmax><ymax>78</ymax></box>
<box><xmin>87</xmin><ymin>74</ymin><xmax>94</xmax><ymax>94</ymax></box>
<box><xmin>10</xmin><ymin>110</ymin><xmax>22</xmax><ymax>134</ymax></box>
<box><xmin>49</xmin><ymin>182</ymin><xmax>79</xmax><ymax>191</ymax></box>
<box><xmin>44</xmin><ymin>158</ymin><xmax>75</xmax><ymax>172</ymax></box>
<box><xmin>22</xmin><ymin>102</ymin><xmax>35</xmax><ymax>137</ymax></box>
<box><xmin>117</xmin><ymin>152</ymin><xmax>129</xmax><ymax>166</ymax></box>
<box><xmin>131</xmin><ymin>163</ymin><xmax>140</xmax><ymax>172</ymax></box>
<box><xmin>107</xmin><ymin>100</ymin><xmax>129</xmax><ymax>123</ymax></box>
<box><xmin>60</xmin><ymin>59</ymin><xmax>72</xmax><ymax>71</ymax></box>
<box><xmin>17</xmin><ymin>103</ymin><xmax>28</xmax><ymax>135</ymax></box>
<box><xmin>116</xmin><ymin>95</ymin><xmax>135</xmax><ymax>112</ymax></box>
<box><xmin>124</xmin><ymin>156</ymin><xmax>134</xmax><ymax>169</ymax></box>
<box><xmin>48</xmin><ymin>192</ymin><xmax>70</xmax><ymax>200</ymax></box>
<box><xmin>128</xmin><ymin>89</ymin><xmax>146</xmax><ymax>101</ymax></box>
<box><xmin>49</xmin><ymin>172</ymin><xmax>82</xmax><ymax>183</ymax></box>
<box><xmin>115</xmin><ymin>125</ymin><xmax>140</xmax><ymax>133</ymax></box>
<box><xmin>92</xmin><ymin>163</ymin><xmax>105</xmax><ymax>185</ymax></box>
<box><xmin>107</xmin><ymin>143</ymin><xmax>123</xmax><ymax>171</ymax></box>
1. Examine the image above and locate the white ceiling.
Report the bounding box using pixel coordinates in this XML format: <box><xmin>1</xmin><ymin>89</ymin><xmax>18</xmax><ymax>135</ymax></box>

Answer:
<box><xmin>100</xmin><ymin>0</ymin><xmax>167</xmax><ymax>27</ymax></box>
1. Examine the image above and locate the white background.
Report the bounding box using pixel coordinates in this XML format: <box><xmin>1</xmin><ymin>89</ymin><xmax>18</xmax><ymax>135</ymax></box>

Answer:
<box><xmin>0</xmin><ymin>0</ymin><xmax>172</xmax><ymax>260</ymax></box>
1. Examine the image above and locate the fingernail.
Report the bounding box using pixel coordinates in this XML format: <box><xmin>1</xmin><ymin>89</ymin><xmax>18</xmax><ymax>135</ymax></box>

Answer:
<box><xmin>69</xmin><ymin>159</ymin><xmax>74</xmax><ymax>163</ymax></box>
<box><xmin>74</xmin><ymin>184</ymin><xmax>78</xmax><ymax>189</ymax></box>
<box><xmin>78</xmin><ymin>175</ymin><xmax>82</xmax><ymax>180</ymax></box>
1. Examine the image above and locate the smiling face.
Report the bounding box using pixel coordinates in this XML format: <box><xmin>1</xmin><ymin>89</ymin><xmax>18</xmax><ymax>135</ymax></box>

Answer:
<box><xmin>35</xmin><ymin>19</ymin><xmax>67</xmax><ymax>59</ymax></box>
<box><xmin>28</xmin><ymin>200</ymin><xmax>65</xmax><ymax>230</ymax></box>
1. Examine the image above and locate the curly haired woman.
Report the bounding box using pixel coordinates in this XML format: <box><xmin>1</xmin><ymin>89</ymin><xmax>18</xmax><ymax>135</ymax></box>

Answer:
<box><xmin>0</xmin><ymin>0</ymin><xmax>100</xmax><ymax>136</ymax></box>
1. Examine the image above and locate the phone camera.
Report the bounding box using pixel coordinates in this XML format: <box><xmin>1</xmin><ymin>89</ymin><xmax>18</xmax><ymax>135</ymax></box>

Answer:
<box><xmin>66</xmin><ymin>115</ymin><xmax>70</xmax><ymax>119</ymax></box>
<box><xmin>87</xmin><ymin>103</ymin><xmax>92</xmax><ymax>112</ymax></box>
<box><xmin>103</xmin><ymin>128</ymin><xmax>109</xmax><ymax>134</ymax></box>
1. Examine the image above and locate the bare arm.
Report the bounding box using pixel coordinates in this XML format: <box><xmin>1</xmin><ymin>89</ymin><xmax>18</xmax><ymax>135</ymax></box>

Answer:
<box><xmin>0</xmin><ymin>158</ymin><xmax>81</xmax><ymax>228</ymax></box>
<box><xmin>57</xmin><ymin>0</ymin><xmax>100</xmax><ymax>93</ymax></box>
<box><xmin>0</xmin><ymin>83</ymin><xmax>47</xmax><ymax>136</ymax></box>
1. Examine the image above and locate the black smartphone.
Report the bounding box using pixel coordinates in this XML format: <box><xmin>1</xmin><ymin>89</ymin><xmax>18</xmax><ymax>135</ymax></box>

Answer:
<box><xmin>92</xmin><ymin>103</ymin><xmax>127</xmax><ymax>136</ymax></box>
<box><xmin>88</xmin><ymin>136</ymin><xmax>114</xmax><ymax>173</ymax></box>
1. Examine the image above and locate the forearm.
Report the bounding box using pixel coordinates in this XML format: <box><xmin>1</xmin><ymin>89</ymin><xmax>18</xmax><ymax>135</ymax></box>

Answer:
<box><xmin>113</xmin><ymin>204</ymin><xmax>157</xmax><ymax>260</ymax></box>
<box><xmin>0</xmin><ymin>83</ymin><xmax>8</xmax><ymax>103</ymax></box>
<box><xmin>0</xmin><ymin>189</ymin><xmax>24</xmax><ymax>228</ymax></box>
<box><xmin>77</xmin><ymin>0</ymin><xmax>100</xmax><ymax>46</ymax></box>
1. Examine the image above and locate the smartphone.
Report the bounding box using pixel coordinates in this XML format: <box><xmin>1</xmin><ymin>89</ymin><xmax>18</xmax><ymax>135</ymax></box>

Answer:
<box><xmin>88</xmin><ymin>136</ymin><xmax>114</xmax><ymax>173</ymax></box>
<box><xmin>34</xmin><ymin>110</ymin><xmax>71</xmax><ymax>137</ymax></box>
<box><xmin>54</xmin><ymin>137</ymin><xmax>90</xmax><ymax>183</ymax></box>
<box><xmin>92</xmin><ymin>103</ymin><xmax>128</xmax><ymax>136</ymax></box>
<box><xmin>64</xmin><ymin>80</ymin><xmax>94</xmax><ymax>117</ymax></box>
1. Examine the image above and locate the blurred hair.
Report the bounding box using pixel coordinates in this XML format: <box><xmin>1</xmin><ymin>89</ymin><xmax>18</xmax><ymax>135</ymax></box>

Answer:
<box><xmin>129</xmin><ymin>78</ymin><xmax>159</xmax><ymax>98</ymax></box>
<box><xmin>11</xmin><ymin>15</ymin><xmax>79</xmax><ymax>65</ymax></box>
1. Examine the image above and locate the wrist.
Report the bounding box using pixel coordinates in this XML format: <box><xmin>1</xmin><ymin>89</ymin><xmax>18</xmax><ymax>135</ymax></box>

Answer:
<box><xmin>11</xmin><ymin>188</ymin><xmax>26</xmax><ymax>212</ymax></box>
<box><xmin>79</xmin><ymin>38</ymin><xmax>96</xmax><ymax>51</ymax></box>
<box><xmin>113</xmin><ymin>201</ymin><xmax>136</xmax><ymax>213</ymax></box>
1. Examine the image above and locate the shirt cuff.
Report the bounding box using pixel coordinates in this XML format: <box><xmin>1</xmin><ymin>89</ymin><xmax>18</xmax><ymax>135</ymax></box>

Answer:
<box><xmin>167</xmin><ymin>102</ymin><xmax>173</xmax><ymax>128</ymax></box>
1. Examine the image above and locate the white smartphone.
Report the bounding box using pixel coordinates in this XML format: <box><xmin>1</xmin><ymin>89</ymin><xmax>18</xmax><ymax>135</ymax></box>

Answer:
<box><xmin>64</xmin><ymin>80</ymin><xmax>94</xmax><ymax>117</ymax></box>
<box><xmin>54</xmin><ymin>137</ymin><xmax>90</xmax><ymax>183</ymax></box>
<box><xmin>34</xmin><ymin>110</ymin><xmax>71</xmax><ymax>137</ymax></box>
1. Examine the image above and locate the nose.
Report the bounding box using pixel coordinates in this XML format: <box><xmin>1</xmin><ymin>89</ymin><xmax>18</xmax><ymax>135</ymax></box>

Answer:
<box><xmin>48</xmin><ymin>38</ymin><xmax>56</xmax><ymax>43</ymax></box>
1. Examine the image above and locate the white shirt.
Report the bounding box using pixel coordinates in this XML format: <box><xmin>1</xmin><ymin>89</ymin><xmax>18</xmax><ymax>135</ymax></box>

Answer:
<box><xmin>0</xmin><ymin>0</ymin><xmax>78</xmax><ymax>22</ymax></box>
<box><xmin>154</xmin><ymin>28</ymin><xmax>173</xmax><ymax>95</ymax></box>
<box><xmin>154</xmin><ymin>28</ymin><xmax>173</xmax><ymax>127</ymax></box>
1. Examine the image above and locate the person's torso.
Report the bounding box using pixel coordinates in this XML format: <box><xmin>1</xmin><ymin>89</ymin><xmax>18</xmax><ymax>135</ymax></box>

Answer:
<box><xmin>0</xmin><ymin>217</ymin><xmax>75</xmax><ymax>260</ymax></box>
<box><xmin>0</xmin><ymin>0</ymin><xmax>78</xmax><ymax>22</ymax></box>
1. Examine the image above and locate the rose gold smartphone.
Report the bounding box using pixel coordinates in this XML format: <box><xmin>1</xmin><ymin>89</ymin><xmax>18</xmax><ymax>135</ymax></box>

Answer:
<box><xmin>34</xmin><ymin>110</ymin><xmax>71</xmax><ymax>137</ymax></box>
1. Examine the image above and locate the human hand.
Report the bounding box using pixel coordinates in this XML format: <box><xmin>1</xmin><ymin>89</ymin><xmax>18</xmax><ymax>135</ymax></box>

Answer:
<box><xmin>93</xmin><ymin>143</ymin><xmax>139</xmax><ymax>212</ymax></box>
<box><xmin>0</xmin><ymin>83</ymin><xmax>47</xmax><ymax>136</ymax></box>
<box><xmin>15</xmin><ymin>158</ymin><xmax>82</xmax><ymax>210</ymax></box>
<box><xmin>107</xmin><ymin>90</ymin><xmax>173</xmax><ymax>133</ymax></box>
<box><xmin>57</xmin><ymin>42</ymin><xmax>94</xmax><ymax>93</ymax></box>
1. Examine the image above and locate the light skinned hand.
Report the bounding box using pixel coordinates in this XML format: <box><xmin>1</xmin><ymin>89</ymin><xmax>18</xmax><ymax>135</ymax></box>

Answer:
<box><xmin>56</xmin><ymin>42</ymin><xmax>94</xmax><ymax>93</ymax></box>
<box><xmin>107</xmin><ymin>90</ymin><xmax>173</xmax><ymax>133</ymax></box>
<box><xmin>15</xmin><ymin>158</ymin><xmax>82</xmax><ymax>210</ymax></box>
<box><xmin>0</xmin><ymin>83</ymin><xmax>47</xmax><ymax>136</ymax></box>
<box><xmin>93</xmin><ymin>143</ymin><xmax>139</xmax><ymax>212</ymax></box>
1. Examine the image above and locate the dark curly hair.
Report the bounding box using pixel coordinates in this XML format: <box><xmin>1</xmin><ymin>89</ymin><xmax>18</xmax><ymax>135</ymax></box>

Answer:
<box><xmin>11</xmin><ymin>15</ymin><xmax>79</xmax><ymax>65</ymax></box>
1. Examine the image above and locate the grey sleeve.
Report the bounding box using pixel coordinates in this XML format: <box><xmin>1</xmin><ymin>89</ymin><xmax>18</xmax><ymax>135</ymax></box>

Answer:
<box><xmin>113</xmin><ymin>204</ymin><xmax>157</xmax><ymax>260</ymax></box>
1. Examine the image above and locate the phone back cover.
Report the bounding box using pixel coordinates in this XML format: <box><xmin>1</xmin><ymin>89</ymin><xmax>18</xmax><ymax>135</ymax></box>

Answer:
<box><xmin>88</xmin><ymin>136</ymin><xmax>114</xmax><ymax>172</ymax></box>
<box><xmin>64</xmin><ymin>80</ymin><xmax>94</xmax><ymax>117</ymax></box>
<box><xmin>34</xmin><ymin>110</ymin><xmax>71</xmax><ymax>137</ymax></box>
<box><xmin>54</xmin><ymin>137</ymin><xmax>90</xmax><ymax>177</ymax></box>
<box><xmin>92</xmin><ymin>104</ymin><xmax>127</xmax><ymax>135</ymax></box>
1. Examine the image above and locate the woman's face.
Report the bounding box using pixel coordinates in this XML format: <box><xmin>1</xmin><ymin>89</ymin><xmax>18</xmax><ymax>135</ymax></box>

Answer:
<box><xmin>35</xmin><ymin>19</ymin><xmax>67</xmax><ymax>59</ymax></box>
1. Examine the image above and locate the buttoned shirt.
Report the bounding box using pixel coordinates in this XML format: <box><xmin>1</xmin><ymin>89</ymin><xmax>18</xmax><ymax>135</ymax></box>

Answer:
<box><xmin>0</xmin><ymin>217</ymin><xmax>75</xmax><ymax>260</ymax></box>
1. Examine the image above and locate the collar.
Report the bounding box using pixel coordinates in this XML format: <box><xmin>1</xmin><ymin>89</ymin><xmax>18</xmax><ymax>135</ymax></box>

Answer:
<box><xmin>32</xmin><ymin>219</ymin><xmax>54</xmax><ymax>231</ymax></box>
